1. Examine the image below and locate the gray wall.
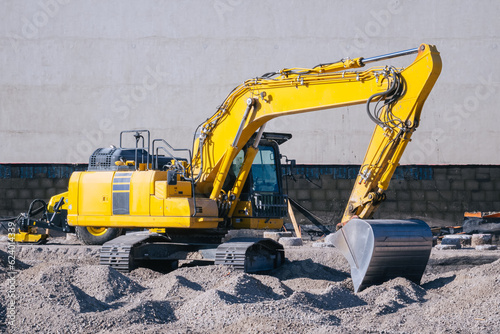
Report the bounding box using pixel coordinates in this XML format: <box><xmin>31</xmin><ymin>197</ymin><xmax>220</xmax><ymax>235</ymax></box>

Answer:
<box><xmin>1</xmin><ymin>0</ymin><xmax>499</xmax><ymax>164</ymax></box>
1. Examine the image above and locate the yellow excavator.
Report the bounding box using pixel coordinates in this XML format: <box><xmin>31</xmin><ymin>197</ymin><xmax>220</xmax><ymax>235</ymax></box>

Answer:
<box><xmin>14</xmin><ymin>43</ymin><xmax>441</xmax><ymax>292</ymax></box>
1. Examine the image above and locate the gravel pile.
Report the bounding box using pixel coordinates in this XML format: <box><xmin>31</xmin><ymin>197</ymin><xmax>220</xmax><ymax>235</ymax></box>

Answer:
<box><xmin>1</xmin><ymin>241</ymin><xmax>499</xmax><ymax>333</ymax></box>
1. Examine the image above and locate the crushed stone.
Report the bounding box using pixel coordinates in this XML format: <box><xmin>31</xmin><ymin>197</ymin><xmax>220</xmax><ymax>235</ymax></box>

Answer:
<box><xmin>1</xmin><ymin>241</ymin><xmax>499</xmax><ymax>333</ymax></box>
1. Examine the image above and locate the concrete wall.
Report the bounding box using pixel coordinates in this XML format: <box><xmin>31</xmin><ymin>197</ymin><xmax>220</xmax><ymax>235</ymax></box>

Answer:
<box><xmin>1</xmin><ymin>0</ymin><xmax>499</xmax><ymax>164</ymax></box>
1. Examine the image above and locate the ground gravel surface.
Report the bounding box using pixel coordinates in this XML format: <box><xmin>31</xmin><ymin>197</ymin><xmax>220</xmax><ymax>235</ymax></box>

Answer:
<box><xmin>1</xmin><ymin>238</ymin><xmax>499</xmax><ymax>333</ymax></box>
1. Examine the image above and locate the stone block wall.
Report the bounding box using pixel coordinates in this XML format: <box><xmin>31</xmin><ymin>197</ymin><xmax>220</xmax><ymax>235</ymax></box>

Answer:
<box><xmin>0</xmin><ymin>164</ymin><xmax>86</xmax><ymax>217</ymax></box>
<box><xmin>0</xmin><ymin>164</ymin><xmax>498</xmax><ymax>228</ymax></box>
<box><xmin>284</xmin><ymin>165</ymin><xmax>500</xmax><ymax>227</ymax></box>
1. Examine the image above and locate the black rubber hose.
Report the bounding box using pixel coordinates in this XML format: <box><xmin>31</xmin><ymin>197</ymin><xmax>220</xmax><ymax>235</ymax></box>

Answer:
<box><xmin>27</xmin><ymin>199</ymin><xmax>47</xmax><ymax>217</ymax></box>
<box><xmin>365</xmin><ymin>71</ymin><xmax>399</xmax><ymax>127</ymax></box>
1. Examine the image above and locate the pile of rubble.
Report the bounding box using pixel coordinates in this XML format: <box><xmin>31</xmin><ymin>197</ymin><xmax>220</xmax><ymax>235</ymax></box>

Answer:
<box><xmin>436</xmin><ymin>233</ymin><xmax>498</xmax><ymax>250</ymax></box>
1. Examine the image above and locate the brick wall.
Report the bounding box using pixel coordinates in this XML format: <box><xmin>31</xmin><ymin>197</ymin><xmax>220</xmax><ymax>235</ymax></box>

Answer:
<box><xmin>284</xmin><ymin>165</ymin><xmax>500</xmax><ymax>227</ymax></box>
<box><xmin>1</xmin><ymin>164</ymin><xmax>498</xmax><ymax>228</ymax></box>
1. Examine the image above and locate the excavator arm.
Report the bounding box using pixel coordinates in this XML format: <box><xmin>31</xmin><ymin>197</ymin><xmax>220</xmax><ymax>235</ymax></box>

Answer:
<box><xmin>340</xmin><ymin>45</ymin><xmax>441</xmax><ymax>225</ymax></box>
<box><xmin>191</xmin><ymin>44</ymin><xmax>441</xmax><ymax>221</ymax></box>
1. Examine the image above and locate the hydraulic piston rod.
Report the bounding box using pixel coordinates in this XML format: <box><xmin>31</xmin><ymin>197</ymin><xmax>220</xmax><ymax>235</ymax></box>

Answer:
<box><xmin>361</xmin><ymin>47</ymin><xmax>419</xmax><ymax>65</ymax></box>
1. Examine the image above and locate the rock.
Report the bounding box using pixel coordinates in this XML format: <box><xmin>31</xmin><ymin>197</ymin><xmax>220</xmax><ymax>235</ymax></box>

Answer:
<box><xmin>435</xmin><ymin>244</ymin><xmax>459</xmax><ymax>250</ymax></box>
<box><xmin>312</xmin><ymin>242</ymin><xmax>333</xmax><ymax>248</ymax></box>
<box><xmin>278</xmin><ymin>237</ymin><xmax>303</xmax><ymax>247</ymax></box>
<box><xmin>475</xmin><ymin>245</ymin><xmax>498</xmax><ymax>251</ymax></box>
<box><xmin>442</xmin><ymin>234</ymin><xmax>472</xmax><ymax>247</ymax></box>
<box><xmin>441</xmin><ymin>236</ymin><xmax>462</xmax><ymax>249</ymax></box>
<box><xmin>263</xmin><ymin>232</ymin><xmax>293</xmax><ymax>242</ymax></box>
<box><xmin>66</xmin><ymin>233</ymin><xmax>79</xmax><ymax>242</ymax></box>
<box><xmin>472</xmin><ymin>234</ymin><xmax>492</xmax><ymax>246</ymax></box>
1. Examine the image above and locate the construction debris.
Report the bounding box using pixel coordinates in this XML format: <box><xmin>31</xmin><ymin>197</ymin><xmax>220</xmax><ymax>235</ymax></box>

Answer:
<box><xmin>262</xmin><ymin>232</ymin><xmax>293</xmax><ymax>242</ymax></box>
<box><xmin>440</xmin><ymin>236</ymin><xmax>462</xmax><ymax>249</ymax></box>
<box><xmin>278</xmin><ymin>237</ymin><xmax>303</xmax><ymax>247</ymax></box>
<box><xmin>442</xmin><ymin>234</ymin><xmax>472</xmax><ymax>247</ymax></box>
<box><xmin>463</xmin><ymin>212</ymin><xmax>500</xmax><ymax>234</ymax></box>
<box><xmin>472</xmin><ymin>234</ymin><xmax>493</xmax><ymax>247</ymax></box>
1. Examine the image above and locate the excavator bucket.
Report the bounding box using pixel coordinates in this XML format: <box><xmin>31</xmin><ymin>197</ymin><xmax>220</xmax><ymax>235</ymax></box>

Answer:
<box><xmin>329</xmin><ymin>219</ymin><xmax>432</xmax><ymax>293</ymax></box>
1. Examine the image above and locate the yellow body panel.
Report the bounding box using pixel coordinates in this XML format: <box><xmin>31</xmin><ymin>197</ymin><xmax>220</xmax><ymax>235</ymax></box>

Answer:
<box><xmin>78</xmin><ymin>172</ymin><xmax>114</xmax><ymax>216</ymax></box>
<box><xmin>130</xmin><ymin>171</ymin><xmax>152</xmax><ymax>216</ymax></box>
<box><xmin>232</xmin><ymin>200</ymin><xmax>253</xmax><ymax>217</ymax></box>
<box><xmin>230</xmin><ymin>200</ymin><xmax>283</xmax><ymax>229</ymax></box>
<box><xmin>65</xmin><ymin>170</ymin><xmax>221</xmax><ymax>229</ymax></box>
<box><xmin>155</xmin><ymin>181</ymin><xmax>192</xmax><ymax>198</ymax></box>
<box><xmin>70</xmin><ymin>214</ymin><xmax>220</xmax><ymax>229</ymax></box>
<box><xmin>232</xmin><ymin>217</ymin><xmax>284</xmax><ymax>230</ymax></box>
<box><xmin>67</xmin><ymin>172</ymin><xmax>81</xmax><ymax>216</ymax></box>
<box><xmin>47</xmin><ymin>191</ymin><xmax>69</xmax><ymax>212</ymax></box>
<box><xmin>149</xmin><ymin>195</ymin><xmax>164</xmax><ymax>216</ymax></box>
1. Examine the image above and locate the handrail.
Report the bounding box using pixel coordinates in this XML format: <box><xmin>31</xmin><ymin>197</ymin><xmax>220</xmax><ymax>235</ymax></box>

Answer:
<box><xmin>151</xmin><ymin>138</ymin><xmax>192</xmax><ymax>171</ymax></box>
<box><xmin>120</xmin><ymin>130</ymin><xmax>151</xmax><ymax>170</ymax></box>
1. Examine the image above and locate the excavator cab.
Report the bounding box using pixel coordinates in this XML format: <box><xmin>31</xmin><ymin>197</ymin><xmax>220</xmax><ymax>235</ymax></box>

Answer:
<box><xmin>225</xmin><ymin>133</ymin><xmax>291</xmax><ymax>230</ymax></box>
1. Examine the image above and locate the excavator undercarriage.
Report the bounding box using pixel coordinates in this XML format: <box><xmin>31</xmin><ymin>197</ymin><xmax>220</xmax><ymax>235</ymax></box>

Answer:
<box><xmin>99</xmin><ymin>232</ymin><xmax>284</xmax><ymax>273</ymax></box>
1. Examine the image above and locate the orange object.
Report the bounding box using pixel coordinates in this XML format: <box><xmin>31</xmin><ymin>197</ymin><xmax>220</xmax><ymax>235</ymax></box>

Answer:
<box><xmin>465</xmin><ymin>211</ymin><xmax>500</xmax><ymax>218</ymax></box>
